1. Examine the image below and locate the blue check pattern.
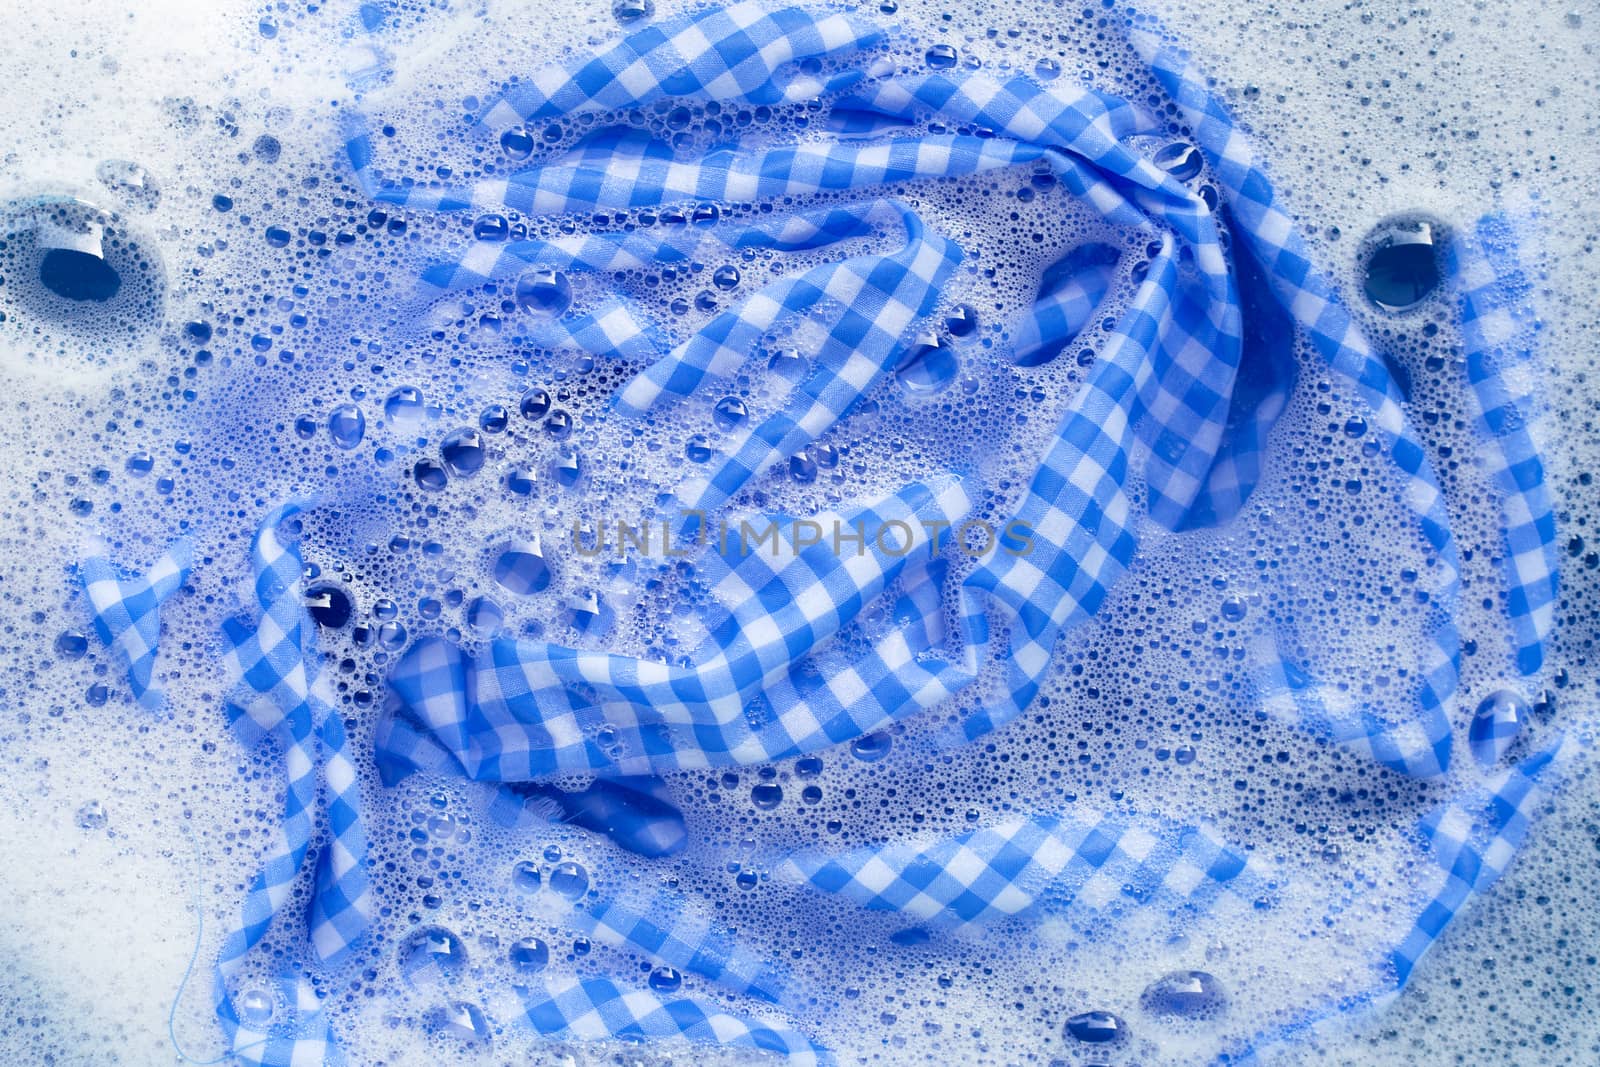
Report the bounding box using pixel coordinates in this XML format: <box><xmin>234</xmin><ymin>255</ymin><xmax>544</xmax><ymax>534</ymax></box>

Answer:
<box><xmin>155</xmin><ymin>4</ymin><xmax>1568</xmax><ymax>1064</ymax></box>
<box><xmin>1225</xmin><ymin>736</ymin><xmax>1574</xmax><ymax>1064</ymax></box>
<box><xmin>211</xmin><ymin>505</ymin><xmax>374</xmax><ymax>1060</ymax></box>
<box><xmin>781</xmin><ymin>810</ymin><xmax>1276</xmax><ymax>929</ymax></box>
<box><xmin>520</xmin><ymin>976</ymin><xmax>827</xmax><ymax>1065</ymax></box>
<box><xmin>79</xmin><ymin>537</ymin><xmax>191</xmax><ymax>709</ymax></box>
<box><xmin>1446</xmin><ymin>212</ymin><xmax>1559</xmax><ymax>676</ymax></box>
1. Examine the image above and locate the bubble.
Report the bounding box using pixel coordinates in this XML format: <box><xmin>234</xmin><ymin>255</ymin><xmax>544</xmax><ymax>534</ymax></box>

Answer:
<box><xmin>236</xmin><ymin>988</ymin><xmax>274</xmax><ymax>1027</ymax></box>
<box><xmin>712</xmin><ymin>264</ymin><xmax>741</xmax><ymax>290</ymax></box>
<box><xmin>424</xmin><ymin>1001</ymin><xmax>490</xmax><ymax>1044</ymax></box>
<box><xmin>895</xmin><ymin>334</ymin><xmax>958</xmax><ymax>394</ymax></box>
<box><xmin>1064</xmin><ymin>1009</ymin><xmax>1127</xmax><ymax>1044</ymax></box>
<box><xmin>472</xmin><ymin>214</ymin><xmax>509</xmax><ymax>241</ymax></box>
<box><xmin>851</xmin><ymin>731</ymin><xmax>892</xmax><ymax>762</ymax></box>
<box><xmin>468</xmin><ymin>597</ymin><xmax>503</xmax><ymax>634</ymax></box>
<box><xmin>384</xmin><ymin>386</ymin><xmax>425</xmax><ymax>422</ymax></box>
<box><xmin>252</xmin><ymin>135</ymin><xmax>281</xmax><ymax>164</ymax></box>
<box><xmin>511</xmin><ymin>859</ymin><xmax>542</xmax><ymax>893</ymax></box>
<box><xmin>712</xmin><ymin>396</ymin><xmax>749</xmax><ymax>431</ymax></box>
<box><xmin>0</xmin><ymin>198</ymin><xmax>168</xmax><ymax>348</ymax></box>
<box><xmin>1469</xmin><ymin>690</ymin><xmax>1528</xmax><ymax>768</ymax></box>
<box><xmin>685</xmin><ymin>434</ymin><xmax>713</xmax><ymax>463</ymax></box>
<box><xmin>500</xmin><ymin>127</ymin><xmax>535</xmax><ymax>159</ymax></box>
<box><xmin>94</xmin><ymin>160</ymin><xmax>160</xmax><ymax>212</ymax></box>
<box><xmin>492</xmin><ymin>540</ymin><xmax>552</xmax><ymax>596</ymax></box>
<box><xmin>613</xmin><ymin>0</ymin><xmax>654</xmax><ymax>23</ymax></box>
<box><xmin>398</xmin><ymin>926</ymin><xmax>469</xmax><ymax>987</ymax></box>
<box><xmin>305</xmin><ymin>583</ymin><xmax>353</xmax><ymax>629</ymax></box>
<box><xmin>1361</xmin><ymin>217</ymin><xmax>1442</xmax><ymax>312</ymax></box>
<box><xmin>1153</xmin><ymin>141</ymin><xmax>1204</xmax><ymax>182</ymax></box>
<box><xmin>508</xmin><ymin>936</ymin><xmax>549</xmax><ymax>973</ymax></box>
<box><xmin>944</xmin><ymin>304</ymin><xmax>979</xmax><ymax>338</ymax></box>
<box><xmin>413</xmin><ymin>458</ymin><xmax>448</xmax><ymax>491</ymax></box>
<box><xmin>75</xmin><ymin>800</ymin><xmax>107</xmax><ymax>830</ymax></box>
<box><xmin>543</xmin><ymin>410</ymin><xmax>574</xmax><ymax>440</ymax></box>
<box><xmin>520</xmin><ymin>387</ymin><xmax>551</xmax><ymax>420</ymax></box>
<box><xmin>54</xmin><ymin>631</ymin><xmax>88</xmax><ymax>659</ymax></box>
<box><xmin>327</xmin><ymin>404</ymin><xmax>366</xmax><ymax>449</ymax></box>
<box><xmin>514</xmin><ymin>269</ymin><xmax>573</xmax><ymax>318</ymax></box>
<box><xmin>751</xmin><ymin>783</ymin><xmax>783</xmax><ymax>809</ymax></box>
<box><xmin>441</xmin><ymin>428</ymin><xmax>486</xmax><ymax>477</ymax></box>
<box><xmin>549</xmin><ymin>860</ymin><xmax>589</xmax><ymax>900</ymax></box>
<box><xmin>479</xmin><ymin>404</ymin><xmax>510</xmax><ymax>433</ymax></box>
<box><xmin>648</xmin><ymin>965</ymin><xmax>682</xmax><ymax>993</ymax></box>
<box><xmin>924</xmin><ymin>44</ymin><xmax>958</xmax><ymax>69</ymax></box>
<box><xmin>1140</xmin><ymin>970</ymin><xmax>1228</xmax><ymax>1019</ymax></box>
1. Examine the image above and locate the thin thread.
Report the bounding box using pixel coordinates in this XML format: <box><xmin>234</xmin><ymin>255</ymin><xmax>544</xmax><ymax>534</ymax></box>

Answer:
<box><xmin>167</xmin><ymin>816</ymin><xmax>267</xmax><ymax>1066</ymax></box>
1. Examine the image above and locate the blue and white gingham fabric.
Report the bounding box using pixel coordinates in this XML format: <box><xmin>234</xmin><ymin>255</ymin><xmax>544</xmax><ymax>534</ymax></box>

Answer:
<box><xmin>358</xmin><ymin>2</ymin><xmax>1565</xmax><ymax>785</ymax></box>
<box><xmin>780</xmin><ymin>810</ymin><xmax>1276</xmax><ymax>930</ymax></box>
<box><xmin>1446</xmin><ymin>213</ymin><xmax>1559</xmax><ymax>676</ymax></box>
<box><xmin>137</xmin><ymin>5</ymin><xmax>1567</xmax><ymax>1063</ymax></box>
<box><xmin>211</xmin><ymin>505</ymin><xmax>374</xmax><ymax>1061</ymax></box>
<box><xmin>1226</xmin><ymin>735</ymin><xmax>1574</xmax><ymax>1063</ymax></box>
<box><xmin>79</xmin><ymin>537</ymin><xmax>191</xmax><ymax>709</ymax></box>
<box><xmin>520</xmin><ymin>976</ymin><xmax>828</xmax><ymax>1065</ymax></box>
<box><xmin>378</xmin><ymin>477</ymin><xmax>975</xmax><ymax>778</ymax></box>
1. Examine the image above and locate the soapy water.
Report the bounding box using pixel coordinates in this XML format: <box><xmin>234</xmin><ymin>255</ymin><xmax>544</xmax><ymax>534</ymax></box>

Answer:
<box><xmin>1</xmin><ymin>0</ymin><xmax>1598</xmax><ymax>1065</ymax></box>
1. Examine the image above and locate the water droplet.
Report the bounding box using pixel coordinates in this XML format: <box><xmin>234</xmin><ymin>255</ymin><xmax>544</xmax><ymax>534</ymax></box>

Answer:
<box><xmin>924</xmin><ymin>44</ymin><xmax>959</xmax><ymax>69</ymax></box>
<box><xmin>1220</xmin><ymin>597</ymin><xmax>1247</xmax><ymax>623</ymax></box>
<box><xmin>514</xmin><ymin>269</ymin><xmax>572</xmax><ymax>318</ymax></box>
<box><xmin>751</xmin><ymin>783</ymin><xmax>784</xmax><ymax>809</ymax></box>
